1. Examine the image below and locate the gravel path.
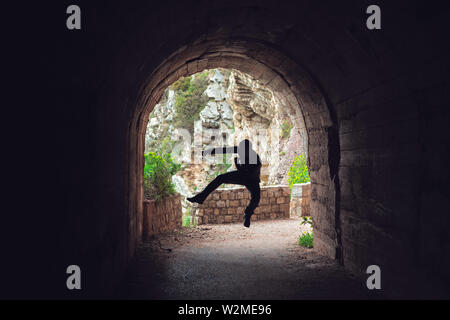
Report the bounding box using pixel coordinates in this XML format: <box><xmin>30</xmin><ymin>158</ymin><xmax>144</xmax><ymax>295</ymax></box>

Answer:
<box><xmin>117</xmin><ymin>218</ymin><xmax>381</xmax><ymax>299</ymax></box>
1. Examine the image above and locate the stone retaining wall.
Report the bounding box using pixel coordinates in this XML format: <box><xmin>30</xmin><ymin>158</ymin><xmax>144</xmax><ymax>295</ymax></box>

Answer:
<box><xmin>193</xmin><ymin>185</ymin><xmax>291</xmax><ymax>224</ymax></box>
<box><xmin>290</xmin><ymin>182</ymin><xmax>311</xmax><ymax>217</ymax></box>
<box><xmin>143</xmin><ymin>194</ymin><xmax>182</xmax><ymax>239</ymax></box>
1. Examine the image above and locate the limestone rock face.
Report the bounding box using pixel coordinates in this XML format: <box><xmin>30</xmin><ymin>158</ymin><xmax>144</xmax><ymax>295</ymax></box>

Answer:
<box><xmin>205</xmin><ymin>70</ymin><xmax>227</xmax><ymax>100</ymax></box>
<box><xmin>228</xmin><ymin>70</ymin><xmax>276</xmax><ymax>125</ymax></box>
<box><xmin>200</xmin><ymin>69</ymin><xmax>233</xmax><ymax>129</ymax></box>
<box><xmin>200</xmin><ymin>101</ymin><xmax>221</xmax><ymax>128</ymax></box>
<box><xmin>145</xmin><ymin>89</ymin><xmax>176</xmax><ymax>152</ymax></box>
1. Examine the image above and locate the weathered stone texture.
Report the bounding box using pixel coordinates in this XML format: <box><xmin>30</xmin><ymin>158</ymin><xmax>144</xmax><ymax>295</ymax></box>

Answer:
<box><xmin>143</xmin><ymin>194</ymin><xmax>182</xmax><ymax>239</ymax></box>
<box><xmin>290</xmin><ymin>183</ymin><xmax>311</xmax><ymax>217</ymax></box>
<box><xmin>194</xmin><ymin>185</ymin><xmax>290</xmax><ymax>224</ymax></box>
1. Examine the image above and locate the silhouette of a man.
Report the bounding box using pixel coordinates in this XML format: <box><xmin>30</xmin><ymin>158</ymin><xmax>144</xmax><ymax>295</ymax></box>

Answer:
<box><xmin>187</xmin><ymin>139</ymin><xmax>261</xmax><ymax>228</ymax></box>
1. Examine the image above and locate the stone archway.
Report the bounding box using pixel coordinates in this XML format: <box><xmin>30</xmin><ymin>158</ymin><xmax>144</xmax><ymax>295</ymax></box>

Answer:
<box><xmin>128</xmin><ymin>39</ymin><xmax>341</xmax><ymax>262</ymax></box>
<box><xmin>18</xmin><ymin>0</ymin><xmax>450</xmax><ymax>299</ymax></box>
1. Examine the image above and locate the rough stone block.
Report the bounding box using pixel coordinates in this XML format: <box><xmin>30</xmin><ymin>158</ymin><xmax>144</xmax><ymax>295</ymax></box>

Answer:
<box><xmin>217</xmin><ymin>200</ymin><xmax>226</xmax><ymax>207</ymax></box>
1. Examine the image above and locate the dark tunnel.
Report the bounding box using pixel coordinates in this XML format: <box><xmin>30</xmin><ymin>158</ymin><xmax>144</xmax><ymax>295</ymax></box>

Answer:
<box><xmin>3</xmin><ymin>0</ymin><xmax>450</xmax><ymax>299</ymax></box>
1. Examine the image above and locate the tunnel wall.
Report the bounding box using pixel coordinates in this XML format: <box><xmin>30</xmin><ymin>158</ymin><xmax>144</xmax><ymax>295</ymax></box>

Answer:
<box><xmin>31</xmin><ymin>0</ymin><xmax>450</xmax><ymax>298</ymax></box>
<box><xmin>290</xmin><ymin>183</ymin><xmax>312</xmax><ymax>218</ymax></box>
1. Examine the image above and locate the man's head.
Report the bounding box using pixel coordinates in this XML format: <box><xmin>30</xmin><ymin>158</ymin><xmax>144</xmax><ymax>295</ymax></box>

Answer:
<box><xmin>238</xmin><ymin>139</ymin><xmax>252</xmax><ymax>153</ymax></box>
<box><xmin>237</xmin><ymin>139</ymin><xmax>257</xmax><ymax>164</ymax></box>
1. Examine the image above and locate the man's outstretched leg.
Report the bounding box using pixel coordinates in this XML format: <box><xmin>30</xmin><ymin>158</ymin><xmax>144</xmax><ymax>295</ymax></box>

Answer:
<box><xmin>187</xmin><ymin>171</ymin><xmax>241</xmax><ymax>204</ymax></box>
<box><xmin>243</xmin><ymin>182</ymin><xmax>260</xmax><ymax>228</ymax></box>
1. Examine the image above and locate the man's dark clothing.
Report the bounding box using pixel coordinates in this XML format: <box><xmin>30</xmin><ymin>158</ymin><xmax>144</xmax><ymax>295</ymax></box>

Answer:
<box><xmin>197</xmin><ymin>170</ymin><xmax>261</xmax><ymax>213</ymax></box>
<box><xmin>196</xmin><ymin>147</ymin><xmax>262</xmax><ymax>214</ymax></box>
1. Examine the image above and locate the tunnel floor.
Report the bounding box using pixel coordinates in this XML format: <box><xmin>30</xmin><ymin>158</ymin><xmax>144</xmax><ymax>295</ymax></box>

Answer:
<box><xmin>117</xmin><ymin>219</ymin><xmax>382</xmax><ymax>299</ymax></box>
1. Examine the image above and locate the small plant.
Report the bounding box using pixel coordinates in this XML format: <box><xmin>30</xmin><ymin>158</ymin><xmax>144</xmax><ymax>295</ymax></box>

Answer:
<box><xmin>281</xmin><ymin>120</ymin><xmax>293</xmax><ymax>139</ymax></box>
<box><xmin>182</xmin><ymin>207</ymin><xmax>192</xmax><ymax>227</ymax></box>
<box><xmin>183</xmin><ymin>215</ymin><xmax>192</xmax><ymax>227</ymax></box>
<box><xmin>298</xmin><ymin>232</ymin><xmax>314</xmax><ymax>248</ymax></box>
<box><xmin>300</xmin><ymin>216</ymin><xmax>312</xmax><ymax>226</ymax></box>
<box><xmin>182</xmin><ymin>206</ymin><xmax>197</xmax><ymax>227</ymax></box>
<box><xmin>287</xmin><ymin>154</ymin><xmax>310</xmax><ymax>189</ymax></box>
<box><xmin>280</xmin><ymin>151</ymin><xmax>286</xmax><ymax>156</ymax></box>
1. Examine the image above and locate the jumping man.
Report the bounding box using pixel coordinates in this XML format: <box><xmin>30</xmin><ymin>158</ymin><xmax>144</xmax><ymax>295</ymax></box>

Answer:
<box><xmin>187</xmin><ymin>139</ymin><xmax>261</xmax><ymax>228</ymax></box>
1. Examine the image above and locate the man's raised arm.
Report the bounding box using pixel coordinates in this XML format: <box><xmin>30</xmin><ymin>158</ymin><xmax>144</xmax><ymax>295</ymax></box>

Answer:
<box><xmin>202</xmin><ymin>146</ymin><xmax>238</xmax><ymax>157</ymax></box>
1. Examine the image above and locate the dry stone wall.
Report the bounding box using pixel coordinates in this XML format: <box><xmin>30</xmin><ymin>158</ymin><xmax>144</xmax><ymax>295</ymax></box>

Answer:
<box><xmin>143</xmin><ymin>194</ymin><xmax>182</xmax><ymax>239</ymax></box>
<box><xmin>193</xmin><ymin>185</ymin><xmax>290</xmax><ymax>224</ymax></box>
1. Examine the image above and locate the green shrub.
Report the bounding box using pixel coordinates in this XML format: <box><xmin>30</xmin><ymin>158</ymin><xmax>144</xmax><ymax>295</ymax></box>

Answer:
<box><xmin>287</xmin><ymin>154</ymin><xmax>310</xmax><ymax>189</ymax></box>
<box><xmin>298</xmin><ymin>232</ymin><xmax>314</xmax><ymax>248</ymax></box>
<box><xmin>144</xmin><ymin>152</ymin><xmax>181</xmax><ymax>201</ymax></box>
<box><xmin>281</xmin><ymin>120</ymin><xmax>293</xmax><ymax>139</ymax></box>
<box><xmin>172</xmin><ymin>71</ymin><xmax>210</xmax><ymax>134</ymax></box>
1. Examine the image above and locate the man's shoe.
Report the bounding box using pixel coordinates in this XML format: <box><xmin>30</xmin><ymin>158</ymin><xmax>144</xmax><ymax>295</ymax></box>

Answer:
<box><xmin>243</xmin><ymin>213</ymin><xmax>251</xmax><ymax>228</ymax></box>
<box><xmin>187</xmin><ymin>194</ymin><xmax>205</xmax><ymax>204</ymax></box>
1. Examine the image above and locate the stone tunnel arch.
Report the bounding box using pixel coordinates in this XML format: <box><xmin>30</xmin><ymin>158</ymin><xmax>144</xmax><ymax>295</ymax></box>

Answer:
<box><xmin>128</xmin><ymin>39</ymin><xmax>341</xmax><ymax>262</ymax></box>
<box><xmin>20</xmin><ymin>0</ymin><xmax>448</xmax><ymax>298</ymax></box>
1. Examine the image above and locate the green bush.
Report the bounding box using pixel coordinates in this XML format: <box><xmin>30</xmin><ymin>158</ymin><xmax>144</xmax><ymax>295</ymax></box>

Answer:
<box><xmin>172</xmin><ymin>71</ymin><xmax>210</xmax><ymax>134</ymax></box>
<box><xmin>287</xmin><ymin>154</ymin><xmax>310</xmax><ymax>189</ymax></box>
<box><xmin>298</xmin><ymin>232</ymin><xmax>314</xmax><ymax>248</ymax></box>
<box><xmin>144</xmin><ymin>152</ymin><xmax>181</xmax><ymax>201</ymax></box>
